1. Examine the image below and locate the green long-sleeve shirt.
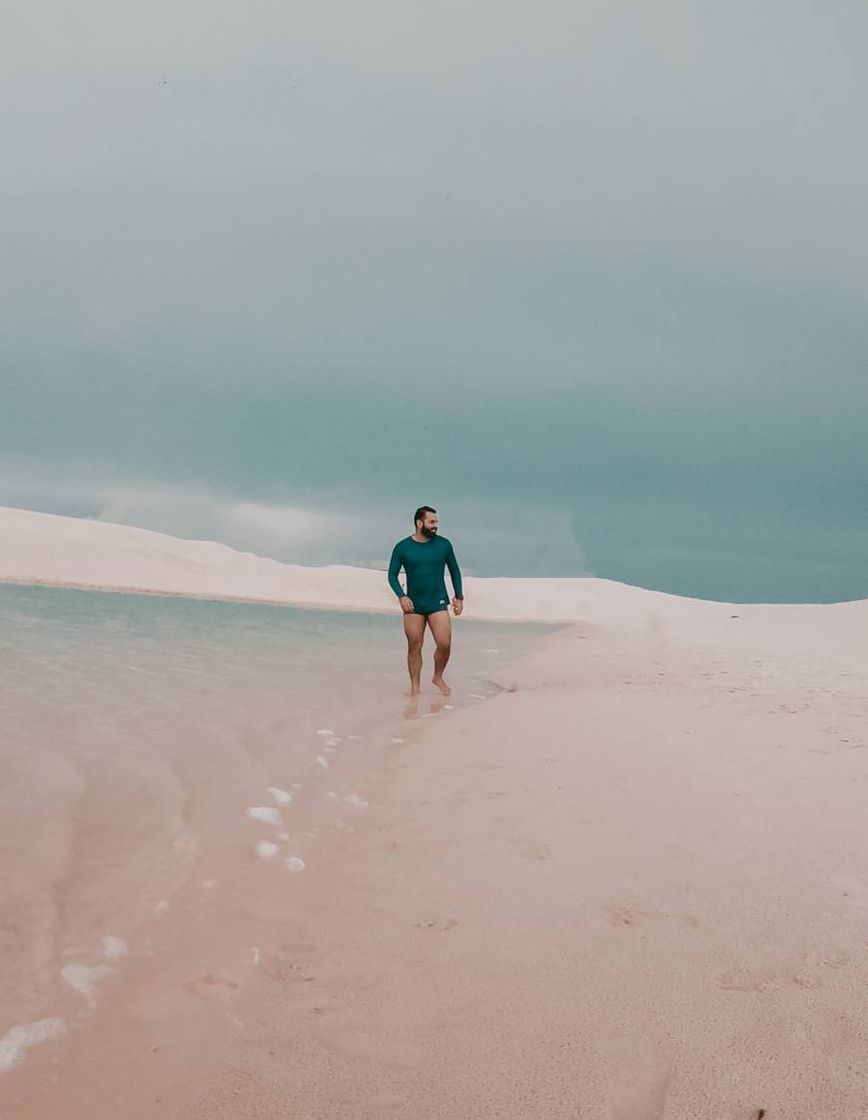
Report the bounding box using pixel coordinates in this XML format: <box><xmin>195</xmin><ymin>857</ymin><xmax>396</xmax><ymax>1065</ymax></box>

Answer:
<box><xmin>387</xmin><ymin>535</ymin><xmax>463</xmax><ymax>615</ymax></box>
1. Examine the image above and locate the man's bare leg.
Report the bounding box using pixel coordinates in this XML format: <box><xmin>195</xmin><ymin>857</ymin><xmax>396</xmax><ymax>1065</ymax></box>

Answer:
<box><xmin>427</xmin><ymin>610</ymin><xmax>452</xmax><ymax>696</ymax></box>
<box><xmin>403</xmin><ymin>612</ymin><xmax>426</xmax><ymax>696</ymax></box>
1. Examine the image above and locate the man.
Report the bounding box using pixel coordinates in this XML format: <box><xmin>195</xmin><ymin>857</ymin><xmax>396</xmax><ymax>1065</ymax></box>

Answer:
<box><xmin>388</xmin><ymin>506</ymin><xmax>464</xmax><ymax>696</ymax></box>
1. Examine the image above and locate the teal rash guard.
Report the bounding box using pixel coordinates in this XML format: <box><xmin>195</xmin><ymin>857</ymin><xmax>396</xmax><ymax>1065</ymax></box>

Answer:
<box><xmin>388</xmin><ymin>535</ymin><xmax>464</xmax><ymax>615</ymax></box>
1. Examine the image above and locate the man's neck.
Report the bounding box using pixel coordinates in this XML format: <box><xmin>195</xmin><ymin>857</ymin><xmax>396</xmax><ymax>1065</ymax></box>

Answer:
<box><xmin>412</xmin><ymin>532</ymin><xmax>433</xmax><ymax>543</ymax></box>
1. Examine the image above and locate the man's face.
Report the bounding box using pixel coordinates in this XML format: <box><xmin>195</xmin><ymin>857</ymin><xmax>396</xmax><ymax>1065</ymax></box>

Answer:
<box><xmin>419</xmin><ymin>512</ymin><xmax>438</xmax><ymax>538</ymax></box>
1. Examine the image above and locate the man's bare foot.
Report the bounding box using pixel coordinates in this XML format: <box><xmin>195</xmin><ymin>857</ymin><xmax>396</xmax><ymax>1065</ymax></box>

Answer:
<box><xmin>408</xmin><ymin>686</ymin><xmax>421</xmax><ymax>697</ymax></box>
<box><xmin>431</xmin><ymin>675</ymin><xmax>451</xmax><ymax>696</ymax></box>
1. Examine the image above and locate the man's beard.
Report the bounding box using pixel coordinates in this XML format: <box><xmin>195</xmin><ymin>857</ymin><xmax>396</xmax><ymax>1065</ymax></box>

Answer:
<box><xmin>421</xmin><ymin>526</ymin><xmax>437</xmax><ymax>539</ymax></box>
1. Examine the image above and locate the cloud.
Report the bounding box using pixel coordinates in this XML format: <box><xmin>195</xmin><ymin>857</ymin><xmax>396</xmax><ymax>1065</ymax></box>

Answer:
<box><xmin>0</xmin><ymin>462</ymin><xmax>587</xmax><ymax>578</ymax></box>
<box><xmin>4</xmin><ymin>0</ymin><xmax>868</xmax><ymax>363</ymax></box>
<box><xmin>95</xmin><ymin>486</ymin><xmax>588</xmax><ymax>577</ymax></box>
<box><xmin>0</xmin><ymin>468</ymin><xmax>368</xmax><ymax>565</ymax></box>
<box><xmin>95</xmin><ymin>487</ymin><xmax>383</xmax><ymax>567</ymax></box>
<box><xmin>1</xmin><ymin>0</ymin><xmax>865</xmax><ymax>602</ymax></box>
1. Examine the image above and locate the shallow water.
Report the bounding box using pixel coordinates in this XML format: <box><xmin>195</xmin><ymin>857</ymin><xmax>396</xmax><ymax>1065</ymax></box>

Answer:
<box><xmin>0</xmin><ymin>584</ymin><xmax>551</xmax><ymax>1070</ymax></box>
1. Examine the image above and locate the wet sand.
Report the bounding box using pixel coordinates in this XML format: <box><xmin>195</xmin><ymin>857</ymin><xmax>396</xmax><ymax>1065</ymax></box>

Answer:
<box><xmin>0</xmin><ymin>583</ymin><xmax>545</xmax><ymax>1114</ymax></box>
<box><xmin>5</xmin><ymin>593</ymin><xmax>868</xmax><ymax>1118</ymax></box>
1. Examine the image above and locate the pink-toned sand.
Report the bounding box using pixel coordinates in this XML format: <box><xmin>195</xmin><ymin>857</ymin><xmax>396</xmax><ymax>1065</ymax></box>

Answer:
<box><xmin>3</xmin><ymin>506</ymin><xmax>868</xmax><ymax>1118</ymax></box>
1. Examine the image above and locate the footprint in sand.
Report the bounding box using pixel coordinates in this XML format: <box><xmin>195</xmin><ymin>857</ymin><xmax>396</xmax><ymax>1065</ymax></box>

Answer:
<box><xmin>718</xmin><ymin>950</ymin><xmax>850</xmax><ymax>994</ymax></box>
<box><xmin>183</xmin><ymin>972</ymin><xmax>240</xmax><ymax>1001</ymax></box>
<box><xmin>414</xmin><ymin>917</ymin><xmax>458</xmax><ymax>932</ymax></box>
<box><xmin>606</xmin><ymin>904</ymin><xmax>649</xmax><ymax>928</ymax></box>
<box><xmin>605</xmin><ymin>903</ymin><xmax>701</xmax><ymax>930</ymax></box>
<box><xmin>510</xmin><ymin>838</ymin><xmax>552</xmax><ymax>861</ymax></box>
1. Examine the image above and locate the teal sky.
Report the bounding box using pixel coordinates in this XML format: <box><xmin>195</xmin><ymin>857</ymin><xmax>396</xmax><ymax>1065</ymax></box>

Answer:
<box><xmin>2</xmin><ymin>1</ymin><xmax>866</xmax><ymax>602</ymax></box>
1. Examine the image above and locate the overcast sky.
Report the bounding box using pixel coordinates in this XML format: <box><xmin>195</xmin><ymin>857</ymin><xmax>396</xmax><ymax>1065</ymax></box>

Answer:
<box><xmin>2</xmin><ymin>0</ymin><xmax>866</xmax><ymax>601</ymax></box>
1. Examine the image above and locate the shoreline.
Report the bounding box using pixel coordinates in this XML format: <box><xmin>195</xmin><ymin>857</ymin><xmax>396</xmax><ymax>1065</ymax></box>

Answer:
<box><xmin>4</xmin><ymin>571</ymin><xmax>868</xmax><ymax>614</ymax></box>
<box><xmin>4</xmin><ymin>578</ymin><xmax>868</xmax><ymax>1115</ymax></box>
<box><xmin>0</xmin><ymin>574</ymin><xmax>402</xmax><ymax>616</ymax></box>
<box><xmin>2</xmin><ymin>612</ymin><xmax>559</xmax><ymax>1115</ymax></box>
<box><xmin>0</xmin><ymin>577</ymin><xmax>575</xmax><ymax>632</ymax></box>
<box><xmin>8</xmin><ymin>605</ymin><xmax>866</xmax><ymax>1117</ymax></box>
<box><xmin>4</xmin><ymin>573</ymin><xmax>866</xmax><ymax>670</ymax></box>
<box><xmin>4</xmin><ymin>506</ymin><xmax>867</xmax><ymax>630</ymax></box>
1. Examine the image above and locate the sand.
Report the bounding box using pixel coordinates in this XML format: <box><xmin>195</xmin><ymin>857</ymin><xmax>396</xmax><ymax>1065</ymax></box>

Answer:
<box><xmin>4</xmin><ymin>505</ymin><xmax>868</xmax><ymax>1117</ymax></box>
<box><xmin>3</xmin><ymin>503</ymin><xmax>867</xmax><ymax>644</ymax></box>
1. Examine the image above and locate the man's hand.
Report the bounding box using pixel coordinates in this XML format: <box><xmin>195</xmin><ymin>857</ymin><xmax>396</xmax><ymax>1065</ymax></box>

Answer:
<box><xmin>452</xmin><ymin>597</ymin><xmax>464</xmax><ymax>617</ymax></box>
<box><xmin>399</xmin><ymin>596</ymin><xmax>414</xmax><ymax>614</ymax></box>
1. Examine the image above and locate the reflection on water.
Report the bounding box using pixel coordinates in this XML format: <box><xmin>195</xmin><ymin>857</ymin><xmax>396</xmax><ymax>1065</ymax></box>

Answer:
<box><xmin>403</xmin><ymin>694</ymin><xmax>452</xmax><ymax>722</ymax></box>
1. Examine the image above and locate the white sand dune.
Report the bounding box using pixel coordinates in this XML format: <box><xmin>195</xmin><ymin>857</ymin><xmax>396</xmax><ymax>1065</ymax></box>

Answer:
<box><xmin>2</xmin><ymin>505</ymin><xmax>866</xmax><ymax>662</ymax></box>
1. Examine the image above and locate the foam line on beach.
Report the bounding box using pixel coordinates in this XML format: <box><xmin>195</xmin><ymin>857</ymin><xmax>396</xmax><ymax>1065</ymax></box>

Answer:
<box><xmin>255</xmin><ymin>840</ymin><xmax>281</xmax><ymax>861</ymax></box>
<box><xmin>61</xmin><ymin>963</ymin><xmax>115</xmax><ymax>1008</ymax></box>
<box><xmin>101</xmin><ymin>936</ymin><xmax>128</xmax><ymax>961</ymax></box>
<box><xmin>0</xmin><ymin>1018</ymin><xmax>66</xmax><ymax>1075</ymax></box>
<box><xmin>246</xmin><ymin>807</ymin><xmax>283</xmax><ymax>826</ymax></box>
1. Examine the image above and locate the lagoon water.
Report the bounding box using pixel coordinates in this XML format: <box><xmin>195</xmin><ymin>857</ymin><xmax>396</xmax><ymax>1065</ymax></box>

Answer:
<box><xmin>0</xmin><ymin>584</ymin><xmax>549</xmax><ymax>1075</ymax></box>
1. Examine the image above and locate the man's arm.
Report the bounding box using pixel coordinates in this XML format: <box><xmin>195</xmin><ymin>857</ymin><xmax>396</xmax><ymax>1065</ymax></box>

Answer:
<box><xmin>387</xmin><ymin>543</ymin><xmax>406</xmax><ymax>599</ymax></box>
<box><xmin>445</xmin><ymin>541</ymin><xmax>463</xmax><ymax>601</ymax></box>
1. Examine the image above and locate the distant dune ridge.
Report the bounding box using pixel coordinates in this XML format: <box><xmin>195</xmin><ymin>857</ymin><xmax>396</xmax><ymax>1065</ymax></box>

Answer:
<box><xmin>1</xmin><ymin>504</ymin><xmax>866</xmax><ymax>661</ymax></box>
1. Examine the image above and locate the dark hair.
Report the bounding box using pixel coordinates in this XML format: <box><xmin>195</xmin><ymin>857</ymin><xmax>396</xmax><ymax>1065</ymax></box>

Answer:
<box><xmin>414</xmin><ymin>505</ymin><xmax>436</xmax><ymax>525</ymax></box>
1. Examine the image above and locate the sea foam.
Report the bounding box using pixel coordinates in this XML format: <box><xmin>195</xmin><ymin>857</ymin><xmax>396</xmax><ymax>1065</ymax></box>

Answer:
<box><xmin>0</xmin><ymin>1018</ymin><xmax>66</xmax><ymax>1074</ymax></box>
<box><xmin>102</xmin><ymin>935</ymin><xmax>129</xmax><ymax>961</ymax></box>
<box><xmin>246</xmin><ymin>806</ymin><xmax>283</xmax><ymax>826</ymax></box>
<box><xmin>255</xmin><ymin>840</ymin><xmax>281</xmax><ymax>861</ymax></box>
<box><xmin>61</xmin><ymin>963</ymin><xmax>115</xmax><ymax>1008</ymax></box>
